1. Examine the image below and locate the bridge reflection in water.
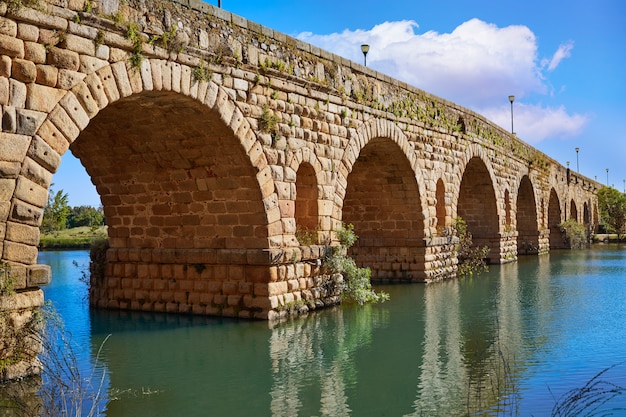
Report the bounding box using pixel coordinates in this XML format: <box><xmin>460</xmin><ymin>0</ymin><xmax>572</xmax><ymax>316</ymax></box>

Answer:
<box><xmin>33</xmin><ymin>247</ymin><xmax>626</xmax><ymax>416</ymax></box>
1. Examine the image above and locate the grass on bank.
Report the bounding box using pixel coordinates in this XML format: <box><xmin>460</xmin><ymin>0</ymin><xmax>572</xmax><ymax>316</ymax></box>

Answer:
<box><xmin>39</xmin><ymin>226</ymin><xmax>107</xmax><ymax>250</ymax></box>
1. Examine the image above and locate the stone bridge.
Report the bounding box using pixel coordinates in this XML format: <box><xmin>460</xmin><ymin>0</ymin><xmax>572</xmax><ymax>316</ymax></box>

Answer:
<box><xmin>1</xmin><ymin>0</ymin><xmax>599</xmax><ymax>379</ymax></box>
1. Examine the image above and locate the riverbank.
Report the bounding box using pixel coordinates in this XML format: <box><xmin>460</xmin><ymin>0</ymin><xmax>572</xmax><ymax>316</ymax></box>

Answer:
<box><xmin>39</xmin><ymin>226</ymin><xmax>107</xmax><ymax>250</ymax></box>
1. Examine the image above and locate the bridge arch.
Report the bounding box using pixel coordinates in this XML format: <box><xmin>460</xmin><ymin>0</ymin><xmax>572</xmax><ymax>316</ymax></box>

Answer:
<box><xmin>338</xmin><ymin>118</ymin><xmax>428</xmax><ymax>281</ymax></box>
<box><xmin>570</xmin><ymin>200</ymin><xmax>578</xmax><ymax>222</ymax></box>
<box><xmin>288</xmin><ymin>150</ymin><xmax>328</xmax><ymax>245</ymax></box>
<box><xmin>516</xmin><ymin>175</ymin><xmax>539</xmax><ymax>255</ymax></box>
<box><xmin>454</xmin><ymin>144</ymin><xmax>501</xmax><ymax>263</ymax></box>
<box><xmin>548</xmin><ymin>188</ymin><xmax>565</xmax><ymax>249</ymax></box>
<box><xmin>15</xmin><ymin>60</ymin><xmax>281</xmax><ymax>316</ymax></box>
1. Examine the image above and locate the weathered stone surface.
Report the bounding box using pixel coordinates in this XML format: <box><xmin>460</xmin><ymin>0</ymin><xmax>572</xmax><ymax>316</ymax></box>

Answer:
<box><xmin>0</xmin><ymin>55</ymin><xmax>11</xmax><ymax>77</ymax></box>
<box><xmin>5</xmin><ymin>221</ymin><xmax>40</xmax><ymax>246</ymax></box>
<box><xmin>0</xmin><ymin>132</ymin><xmax>30</xmax><ymax>162</ymax></box>
<box><xmin>11</xmin><ymin>58</ymin><xmax>36</xmax><ymax>82</ymax></box>
<box><xmin>0</xmin><ymin>33</ymin><xmax>24</xmax><ymax>58</ymax></box>
<box><xmin>26</xmin><ymin>82</ymin><xmax>66</xmax><ymax>112</ymax></box>
<box><xmin>46</xmin><ymin>46</ymin><xmax>80</xmax><ymax>71</ymax></box>
<box><xmin>0</xmin><ymin>17</ymin><xmax>18</xmax><ymax>37</ymax></box>
<box><xmin>16</xmin><ymin>108</ymin><xmax>46</xmax><ymax>136</ymax></box>
<box><xmin>8</xmin><ymin>79</ymin><xmax>26</xmax><ymax>107</ymax></box>
<box><xmin>35</xmin><ymin>64</ymin><xmax>58</xmax><ymax>86</ymax></box>
<box><xmin>27</xmin><ymin>264</ymin><xmax>51</xmax><ymax>287</ymax></box>
<box><xmin>23</xmin><ymin>41</ymin><xmax>46</xmax><ymax>64</ymax></box>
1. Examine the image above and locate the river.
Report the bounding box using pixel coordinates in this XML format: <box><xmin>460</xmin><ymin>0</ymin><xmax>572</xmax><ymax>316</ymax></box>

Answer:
<box><xmin>37</xmin><ymin>245</ymin><xmax>626</xmax><ymax>416</ymax></box>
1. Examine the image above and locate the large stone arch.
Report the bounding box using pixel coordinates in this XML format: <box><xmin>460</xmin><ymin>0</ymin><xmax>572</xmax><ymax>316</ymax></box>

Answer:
<box><xmin>337</xmin><ymin>118</ymin><xmax>429</xmax><ymax>282</ymax></box>
<box><xmin>548</xmin><ymin>188</ymin><xmax>565</xmax><ymax>249</ymax></box>
<box><xmin>8</xmin><ymin>60</ymin><xmax>280</xmax><ymax>318</ymax></box>
<box><xmin>454</xmin><ymin>145</ymin><xmax>501</xmax><ymax>263</ymax></box>
<box><xmin>516</xmin><ymin>175</ymin><xmax>539</xmax><ymax>255</ymax></box>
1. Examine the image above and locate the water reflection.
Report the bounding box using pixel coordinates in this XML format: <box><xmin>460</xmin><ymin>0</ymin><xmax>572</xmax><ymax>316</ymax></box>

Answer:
<box><xmin>269</xmin><ymin>305</ymin><xmax>389</xmax><ymax>416</ymax></box>
<box><xmin>29</xmin><ymin>246</ymin><xmax>626</xmax><ymax>416</ymax></box>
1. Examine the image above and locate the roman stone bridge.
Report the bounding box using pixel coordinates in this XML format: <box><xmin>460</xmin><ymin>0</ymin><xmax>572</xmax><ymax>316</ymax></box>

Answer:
<box><xmin>1</xmin><ymin>0</ymin><xmax>599</xmax><ymax>379</ymax></box>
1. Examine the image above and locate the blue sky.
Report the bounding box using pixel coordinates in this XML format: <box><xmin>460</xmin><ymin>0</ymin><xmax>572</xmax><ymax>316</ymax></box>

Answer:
<box><xmin>57</xmin><ymin>0</ymin><xmax>626</xmax><ymax>206</ymax></box>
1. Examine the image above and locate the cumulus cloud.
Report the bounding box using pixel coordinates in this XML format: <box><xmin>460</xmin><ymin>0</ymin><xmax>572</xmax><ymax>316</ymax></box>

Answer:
<box><xmin>297</xmin><ymin>19</ymin><xmax>587</xmax><ymax>144</ymax></box>
<box><xmin>482</xmin><ymin>103</ymin><xmax>589</xmax><ymax>144</ymax></box>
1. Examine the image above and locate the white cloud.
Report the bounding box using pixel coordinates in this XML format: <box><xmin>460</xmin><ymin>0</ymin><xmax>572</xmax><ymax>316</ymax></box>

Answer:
<box><xmin>543</xmin><ymin>41</ymin><xmax>574</xmax><ymax>71</ymax></box>
<box><xmin>297</xmin><ymin>19</ymin><xmax>588</xmax><ymax>144</ymax></box>
<box><xmin>481</xmin><ymin>103</ymin><xmax>589</xmax><ymax>144</ymax></box>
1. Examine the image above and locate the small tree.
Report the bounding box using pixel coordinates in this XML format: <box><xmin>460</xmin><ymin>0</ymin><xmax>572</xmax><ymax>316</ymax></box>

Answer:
<box><xmin>41</xmin><ymin>188</ymin><xmax>70</xmax><ymax>233</ymax></box>
<box><xmin>597</xmin><ymin>187</ymin><xmax>626</xmax><ymax>240</ymax></box>
<box><xmin>454</xmin><ymin>217</ymin><xmax>489</xmax><ymax>277</ymax></box>
<box><xmin>324</xmin><ymin>223</ymin><xmax>389</xmax><ymax>305</ymax></box>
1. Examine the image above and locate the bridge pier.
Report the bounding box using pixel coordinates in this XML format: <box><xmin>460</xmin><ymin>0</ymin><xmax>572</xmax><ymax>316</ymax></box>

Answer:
<box><xmin>90</xmin><ymin>246</ymin><xmax>342</xmax><ymax>319</ymax></box>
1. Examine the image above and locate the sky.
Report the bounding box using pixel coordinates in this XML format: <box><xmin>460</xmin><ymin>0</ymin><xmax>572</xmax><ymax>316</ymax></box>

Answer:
<box><xmin>56</xmin><ymin>0</ymin><xmax>626</xmax><ymax>207</ymax></box>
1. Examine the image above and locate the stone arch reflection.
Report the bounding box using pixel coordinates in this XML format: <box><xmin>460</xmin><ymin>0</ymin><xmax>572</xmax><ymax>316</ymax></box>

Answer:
<box><xmin>269</xmin><ymin>306</ymin><xmax>389</xmax><ymax>416</ymax></box>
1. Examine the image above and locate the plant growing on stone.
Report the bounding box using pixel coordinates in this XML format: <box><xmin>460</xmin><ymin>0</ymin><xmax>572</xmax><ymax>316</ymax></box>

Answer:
<box><xmin>324</xmin><ymin>223</ymin><xmax>389</xmax><ymax>305</ymax></box>
<box><xmin>125</xmin><ymin>22</ymin><xmax>144</xmax><ymax>71</ymax></box>
<box><xmin>559</xmin><ymin>219</ymin><xmax>588</xmax><ymax>249</ymax></box>
<box><xmin>259</xmin><ymin>105</ymin><xmax>279</xmax><ymax>143</ymax></box>
<box><xmin>192</xmin><ymin>61</ymin><xmax>212</xmax><ymax>82</ymax></box>
<box><xmin>453</xmin><ymin>217</ymin><xmax>489</xmax><ymax>277</ymax></box>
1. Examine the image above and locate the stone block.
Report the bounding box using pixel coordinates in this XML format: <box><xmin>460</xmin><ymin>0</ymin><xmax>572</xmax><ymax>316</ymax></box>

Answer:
<box><xmin>0</xmin><ymin>33</ymin><xmax>24</xmax><ymax>58</ymax></box>
<box><xmin>0</xmin><ymin>132</ymin><xmax>30</xmax><ymax>162</ymax></box>
<box><xmin>49</xmin><ymin>105</ymin><xmax>79</xmax><ymax>144</ymax></box>
<box><xmin>14</xmin><ymin>175</ymin><xmax>47</xmax><ymax>207</ymax></box>
<box><xmin>0</xmin><ymin>58</ymin><xmax>10</xmax><ymax>82</ymax></box>
<box><xmin>36</xmin><ymin>120</ymin><xmax>69</xmax><ymax>155</ymax></box>
<box><xmin>0</xmin><ymin>17</ymin><xmax>18</xmax><ymax>37</ymax></box>
<box><xmin>2</xmin><ymin>240</ymin><xmax>38</xmax><ymax>264</ymax></box>
<box><xmin>59</xmin><ymin>91</ymin><xmax>89</xmax><ymax>130</ymax></box>
<box><xmin>20</xmin><ymin>156</ymin><xmax>52</xmax><ymax>187</ymax></box>
<box><xmin>9</xmin><ymin>79</ymin><xmax>26</xmax><ymax>107</ymax></box>
<box><xmin>11</xmin><ymin>58</ymin><xmax>36</xmax><ymax>82</ymax></box>
<box><xmin>26</xmin><ymin>82</ymin><xmax>65</xmax><ymax>112</ymax></box>
<box><xmin>0</xmin><ymin>179</ymin><xmax>16</xmax><ymax>200</ymax></box>
<box><xmin>71</xmin><ymin>80</ymin><xmax>99</xmax><ymax>117</ymax></box>
<box><xmin>79</xmin><ymin>54</ymin><xmax>107</xmax><ymax>75</ymax></box>
<box><xmin>5</xmin><ymin>221</ymin><xmax>39</xmax><ymax>246</ymax></box>
<box><xmin>47</xmin><ymin>46</ymin><xmax>79</xmax><ymax>71</ymax></box>
<box><xmin>16</xmin><ymin>108</ymin><xmax>46</xmax><ymax>136</ymax></box>
<box><xmin>17</xmin><ymin>23</ymin><xmax>38</xmax><ymax>42</ymax></box>
<box><xmin>61</xmin><ymin>33</ymin><xmax>95</xmax><ymax>55</ymax></box>
<box><xmin>10</xmin><ymin>198</ymin><xmax>43</xmax><ymax>226</ymax></box>
<box><xmin>84</xmin><ymin>72</ymin><xmax>108</xmax><ymax>109</ymax></box>
<box><xmin>36</xmin><ymin>64</ymin><xmax>58</xmax><ymax>87</ymax></box>
<box><xmin>2</xmin><ymin>106</ymin><xmax>16</xmax><ymax>133</ymax></box>
<box><xmin>57</xmin><ymin>68</ymin><xmax>86</xmax><ymax>90</ymax></box>
<box><xmin>23</xmin><ymin>41</ymin><xmax>46</xmax><ymax>64</ymax></box>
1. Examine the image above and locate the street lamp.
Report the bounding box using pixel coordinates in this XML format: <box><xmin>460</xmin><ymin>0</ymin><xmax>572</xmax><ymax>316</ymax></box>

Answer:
<box><xmin>606</xmin><ymin>168</ymin><xmax>609</xmax><ymax>186</ymax></box>
<box><xmin>575</xmin><ymin>147</ymin><xmax>579</xmax><ymax>172</ymax></box>
<box><xmin>508</xmin><ymin>95</ymin><xmax>515</xmax><ymax>134</ymax></box>
<box><xmin>361</xmin><ymin>44</ymin><xmax>370</xmax><ymax>67</ymax></box>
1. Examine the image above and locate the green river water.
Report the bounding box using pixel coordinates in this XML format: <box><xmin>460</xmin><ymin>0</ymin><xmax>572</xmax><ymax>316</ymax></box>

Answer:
<box><xmin>36</xmin><ymin>245</ymin><xmax>626</xmax><ymax>416</ymax></box>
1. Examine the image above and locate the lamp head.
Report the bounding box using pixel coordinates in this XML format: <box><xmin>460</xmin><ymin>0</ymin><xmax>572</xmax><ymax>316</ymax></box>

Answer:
<box><xmin>508</xmin><ymin>95</ymin><xmax>515</xmax><ymax>103</ymax></box>
<box><xmin>361</xmin><ymin>44</ymin><xmax>370</xmax><ymax>54</ymax></box>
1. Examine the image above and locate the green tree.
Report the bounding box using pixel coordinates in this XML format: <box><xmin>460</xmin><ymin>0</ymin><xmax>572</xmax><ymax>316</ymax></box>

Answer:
<box><xmin>597</xmin><ymin>186</ymin><xmax>626</xmax><ymax>240</ymax></box>
<box><xmin>41</xmin><ymin>188</ymin><xmax>70</xmax><ymax>233</ymax></box>
<box><xmin>67</xmin><ymin>205</ymin><xmax>105</xmax><ymax>228</ymax></box>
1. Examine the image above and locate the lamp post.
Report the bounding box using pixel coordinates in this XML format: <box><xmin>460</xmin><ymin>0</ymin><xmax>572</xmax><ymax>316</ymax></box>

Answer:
<box><xmin>575</xmin><ymin>147</ymin><xmax>579</xmax><ymax>172</ymax></box>
<box><xmin>361</xmin><ymin>44</ymin><xmax>369</xmax><ymax>67</ymax></box>
<box><xmin>623</xmin><ymin>179</ymin><xmax>625</xmax><ymax>193</ymax></box>
<box><xmin>606</xmin><ymin>168</ymin><xmax>609</xmax><ymax>186</ymax></box>
<box><xmin>508</xmin><ymin>95</ymin><xmax>515</xmax><ymax>134</ymax></box>
<box><xmin>217</xmin><ymin>0</ymin><xmax>221</xmax><ymax>7</ymax></box>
